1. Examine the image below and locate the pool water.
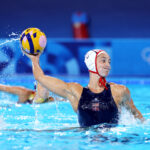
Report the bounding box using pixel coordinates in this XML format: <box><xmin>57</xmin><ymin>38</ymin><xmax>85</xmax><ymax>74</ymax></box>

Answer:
<box><xmin>0</xmin><ymin>75</ymin><xmax>150</xmax><ymax>150</ymax></box>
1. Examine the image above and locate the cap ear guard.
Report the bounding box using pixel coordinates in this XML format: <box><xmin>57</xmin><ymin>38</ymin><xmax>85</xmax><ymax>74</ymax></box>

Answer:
<box><xmin>84</xmin><ymin>49</ymin><xmax>104</xmax><ymax>73</ymax></box>
<box><xmin>84</xmin><ymin>50</ymin><xmax>97</xmax><ymax>72</ymax></box>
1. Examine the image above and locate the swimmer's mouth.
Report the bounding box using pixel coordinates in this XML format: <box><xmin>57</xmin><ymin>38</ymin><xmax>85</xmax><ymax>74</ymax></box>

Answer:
<box><xmin>103</xmin><ymin>68</ymin><xmax>110</xmax><ymax>72</ymax></box>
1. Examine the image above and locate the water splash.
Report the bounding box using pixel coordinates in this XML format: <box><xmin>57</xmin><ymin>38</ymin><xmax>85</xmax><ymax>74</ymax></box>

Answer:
<box><xmin>32</xmin><ymin>104</ymin><xmax>41</xmax><ymax>129</ymax></box>
<box><xmin>119</xmin><ymin>107</ymin><xmax>141</xmax><ymax>125</ymax></box>
<box><xmin>0</xmin><ymin>38</ymin><xmax>19</xmax><ymax>47</ymax></box>
<box><xmin>8</xmin><ymin>32</ymin><xmax>19</xmax><ymax>37</ymax></box>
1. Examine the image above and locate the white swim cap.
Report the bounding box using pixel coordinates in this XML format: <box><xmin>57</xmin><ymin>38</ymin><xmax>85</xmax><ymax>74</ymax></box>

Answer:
<box><xmin>85</xmin><ymin>49</ymin><xmax>108</xmax><ymax>90</ymax></box>
<box><xmin>84</xmin><ymin>49</ymin><xmax>106</xmax><ymax>73</ymax></box>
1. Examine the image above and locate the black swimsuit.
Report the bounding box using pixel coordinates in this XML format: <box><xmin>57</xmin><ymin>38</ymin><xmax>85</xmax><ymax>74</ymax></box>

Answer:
<box><xmin>77</xmin><ymin>83</ymin><xmax>119</xmax><ymax>127</ymax></box>
<box><xmin>26</xmin><ymin>99</ymin><xmax>33</xmax><ymax>104</ymax></box>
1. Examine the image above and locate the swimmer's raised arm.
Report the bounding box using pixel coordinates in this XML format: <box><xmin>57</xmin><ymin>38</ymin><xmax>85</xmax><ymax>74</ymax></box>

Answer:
<box><xmin>28</xmin><ymin>55</ymin><xmax>82</xmax><ymax>101</ymax></box>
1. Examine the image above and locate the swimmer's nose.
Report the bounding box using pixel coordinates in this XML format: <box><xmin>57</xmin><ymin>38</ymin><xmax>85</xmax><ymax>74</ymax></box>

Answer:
<box><xmin>105</xmin><ymin>62</ymin><xmax>111</xmax><ymax>70</ymax></box>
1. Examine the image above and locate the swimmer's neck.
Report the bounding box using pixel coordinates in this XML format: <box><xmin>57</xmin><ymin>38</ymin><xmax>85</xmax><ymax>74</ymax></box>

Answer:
<box><xmin>88</xmin><ymin>73</ymin><xmax>105</xmax><ymax>92</ymax></box>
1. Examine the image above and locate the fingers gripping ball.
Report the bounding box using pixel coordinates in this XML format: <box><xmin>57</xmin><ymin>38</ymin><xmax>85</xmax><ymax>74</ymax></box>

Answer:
<box><xmin>20</xmin><ymin>28</ymin><xmax>47</xmax><ymax>55</ymax></box>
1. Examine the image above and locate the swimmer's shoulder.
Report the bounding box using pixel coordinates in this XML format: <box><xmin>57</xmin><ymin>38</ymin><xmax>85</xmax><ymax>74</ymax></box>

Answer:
<box><xmin>110</xmin><ymin>82</ymin><xmax>128</xmax><ymax>92</ymax></box>
<box><xmin>64</xmin><ymin>82</ymin><xmax>83</xmax><ymax>112</ymax></box>
<box><xmin>67</xmin><ymin>82</ymin><xmax>83</xmax><ymax>94</ymax></box>
<box><xmin>109</xmin><ymin>82</ymin><xmax>130</xmax><ymax>104</ymax></box>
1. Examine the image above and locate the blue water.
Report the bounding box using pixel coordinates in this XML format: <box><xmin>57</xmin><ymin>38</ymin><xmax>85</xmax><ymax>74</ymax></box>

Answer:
<box><xmin>0</xmin><ymin>75</ymin><xmax>150</xmax><ymax>150</ymax></box>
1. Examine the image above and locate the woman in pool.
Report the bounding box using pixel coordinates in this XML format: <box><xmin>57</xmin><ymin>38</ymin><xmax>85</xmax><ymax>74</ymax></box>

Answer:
<box><xmin>0</xmin><ymin>82</ymin><xmax>54</xmax><ymax>104</ymax></box>
<box><xmin>26</xmin><ymin>49</ymin><xmax>144</xmax><ymax>127</ymax></box>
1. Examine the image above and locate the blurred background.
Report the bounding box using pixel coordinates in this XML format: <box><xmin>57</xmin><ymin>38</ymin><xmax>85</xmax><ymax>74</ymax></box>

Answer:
<box><xmin>0</xmin><ymin>0</ymin><xmax>150</xmax><ymax>77</ymax></box>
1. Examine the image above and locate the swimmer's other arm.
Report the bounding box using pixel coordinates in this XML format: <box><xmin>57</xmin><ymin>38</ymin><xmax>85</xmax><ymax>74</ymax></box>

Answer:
<box><xmin>122</xmin><ymin>87</ymin><xmax>145</xmax><ymax>122</ymax></box>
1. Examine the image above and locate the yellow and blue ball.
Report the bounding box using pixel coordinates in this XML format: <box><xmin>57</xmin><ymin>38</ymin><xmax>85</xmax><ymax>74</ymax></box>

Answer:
<box><xmin>20</xmin><ymin>28</ymin><xmax>47</xmax><ymax>55</ymax></box>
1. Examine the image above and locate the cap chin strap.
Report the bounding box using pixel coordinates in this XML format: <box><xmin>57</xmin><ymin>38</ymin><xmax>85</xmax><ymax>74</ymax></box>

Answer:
<box><xmin>98</xmin><ymin>77</ymin><xmax>108</xmax><ymax>90</ymax></box>
<box><xmin>89</xmin><ymin>50</ymin><xmax>108</xmax><ymax>90</ymax></box>
<box><xmin>89</xmin><ymin>70</ymin><xmax>108</xmax><ymax>90</ymax></box>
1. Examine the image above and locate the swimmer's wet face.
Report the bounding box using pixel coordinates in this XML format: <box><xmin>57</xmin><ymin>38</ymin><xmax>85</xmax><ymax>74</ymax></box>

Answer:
<box><xmin>97</xmin><ymin>52</ymin><xmax>111</xmax><ymax>77</ymax></box>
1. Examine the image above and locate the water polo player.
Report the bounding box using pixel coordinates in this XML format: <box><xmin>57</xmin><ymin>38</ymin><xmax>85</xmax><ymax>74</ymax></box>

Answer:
<box><xmin>26</xmin><ymin>49</ymin><xmax>144</xmax><ymax>127</ymax></box>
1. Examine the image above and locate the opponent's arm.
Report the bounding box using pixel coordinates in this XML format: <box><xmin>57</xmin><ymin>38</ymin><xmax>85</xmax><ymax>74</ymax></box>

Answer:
<box><xmin>35</xmin><ymin>82</ymin><xmax>49</xmax><ymax>99</ymax></box>
<box><xmin>0</xmin><ymin>84</ymin><xmax>33</xmax><ymax>95</ymax></box>
<box><xmin>0</xmin><ymin>84</ymin><xmax>34</xmax><ymax>103</ymax></box>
